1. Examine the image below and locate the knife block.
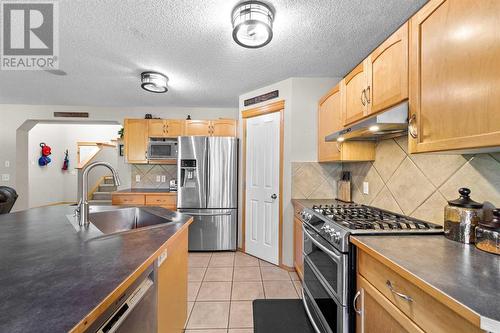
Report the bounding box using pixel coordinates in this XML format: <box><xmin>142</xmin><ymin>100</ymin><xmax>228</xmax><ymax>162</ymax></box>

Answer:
<box><xmin>337</xmin><ymin>181</ymin><xmax>352</xmax><ymax>202</ymax></box>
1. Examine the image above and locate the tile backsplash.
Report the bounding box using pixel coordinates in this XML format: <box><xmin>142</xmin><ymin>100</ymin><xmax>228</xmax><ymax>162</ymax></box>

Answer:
<box><xmin>292</xmin><ymin>162</ymin><xmax>342</xmax><ymax>199</ymax></box>
<box><xmin>342</xmin><ymin>136</ymin><xmax>500</xmax><ymax>225</ymax></box>
<box><xmin>131</xmin><ymin>164</ymin><xmax>177</xmax><ymax>189</ymax></box>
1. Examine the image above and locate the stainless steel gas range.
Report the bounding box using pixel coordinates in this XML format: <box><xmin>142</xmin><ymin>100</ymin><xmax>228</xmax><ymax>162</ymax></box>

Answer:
<box><xmin>299</xmin><ymin>202</ymin><xmax>443</xmax><ymax>333</ymax></box>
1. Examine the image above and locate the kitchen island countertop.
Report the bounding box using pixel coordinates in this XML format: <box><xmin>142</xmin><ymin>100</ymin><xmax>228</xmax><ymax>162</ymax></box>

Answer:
<box><xmin>114</xmin><ymin>188</ymin><xmax>177</xmax><ymax>194</ymax></box>
<box><xmin>0</xmin><ymin>204</ymin><xmax>191</xmax><ymax>333</ymax></box>
<box><xmin>351</xmin><ymin>235</ymin><xmax>500</xmax><ymax>332</ymax></box>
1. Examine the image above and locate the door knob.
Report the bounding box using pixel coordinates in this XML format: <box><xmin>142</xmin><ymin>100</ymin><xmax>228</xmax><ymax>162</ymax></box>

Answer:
<box><xmin>271</xmin><ymin>194</ymin><xmax>277</xmax><ymax>200</ymax></box>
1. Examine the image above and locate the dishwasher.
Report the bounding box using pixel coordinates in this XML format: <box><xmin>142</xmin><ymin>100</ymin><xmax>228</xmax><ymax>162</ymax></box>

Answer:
<box><xmin>89</xmin><ymin>264</ymin><xmax>157</xmax><ymax>333</ymax></box>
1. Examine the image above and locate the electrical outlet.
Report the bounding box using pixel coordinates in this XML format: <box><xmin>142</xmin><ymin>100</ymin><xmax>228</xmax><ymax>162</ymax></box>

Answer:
<box><xmin>156</xmin><ymin>175</ymin><xmax>161</xmax><ymax>183</ymax></box>
<box><xmin>363</xmin><ymin>181</ymin><xmax>369</xmax><ymax>195</ymax></box>
<box><xmin>161</xmin><ymin>175</ymin><xmax>166</xmax><ymax>183</ymax></box>
<box><xmin>135</xmin><ymin>175</ymin><xmax>141</xmax><ymax>182</ymax></box>
<box><xmin>2</xmin><ymin>174</ymin><xmax>10</xmax><ymax>182</ymax></box>
<box><xmin>4</xmin><ymin>161</ymin><xmax>9</xmax><ymax>168</ymax></box>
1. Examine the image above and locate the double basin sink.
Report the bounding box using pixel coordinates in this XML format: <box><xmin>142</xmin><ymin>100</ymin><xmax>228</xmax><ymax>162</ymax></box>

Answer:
<box><xmin>84</xmin><ymin>206</ymin><xmax>178</xmax><ymax>236</ymax></box>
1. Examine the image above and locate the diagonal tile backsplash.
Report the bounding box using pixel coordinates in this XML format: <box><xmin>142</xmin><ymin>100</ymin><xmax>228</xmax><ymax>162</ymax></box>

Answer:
<box><xmin>292</xmin><ymin>162</ymin><xmax>342</xmax><ymax>199</ymax></box>
<box><xmin>131</xmin><ymin>164</ymin><xmax>177</xmax><ymax>189</ymax></box>
<box><xmin>343</xmin><ymin>137</ymin><xmax>500</xmax><ymax>225</ymax></box>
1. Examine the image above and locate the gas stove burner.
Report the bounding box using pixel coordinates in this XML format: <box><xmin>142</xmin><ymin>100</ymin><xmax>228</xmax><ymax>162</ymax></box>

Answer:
<box><xmin>309</xmin><ymin>203</ymin><xmax>443</xmax><ymax>231</ymax></box>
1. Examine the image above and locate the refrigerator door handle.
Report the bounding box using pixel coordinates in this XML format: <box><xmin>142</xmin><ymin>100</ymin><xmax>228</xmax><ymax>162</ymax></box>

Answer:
<box><xmin>184</xmin><ymin>211</ymin><xmax>232</xmax><ymax>217</ymax></box>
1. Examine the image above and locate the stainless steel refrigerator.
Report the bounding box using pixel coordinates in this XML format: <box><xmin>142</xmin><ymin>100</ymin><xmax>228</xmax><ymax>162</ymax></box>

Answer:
<box><xmin>177</xmin><ymin>136</ymin><xmax>238</xmax><ymax>251</ymax></box>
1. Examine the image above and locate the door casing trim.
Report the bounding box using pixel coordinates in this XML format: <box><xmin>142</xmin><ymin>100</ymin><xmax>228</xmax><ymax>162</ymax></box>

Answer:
<box><xmin>241</xmin><ymin>100</ymin><xmax>285</xmax><ymax>267</ymax></box>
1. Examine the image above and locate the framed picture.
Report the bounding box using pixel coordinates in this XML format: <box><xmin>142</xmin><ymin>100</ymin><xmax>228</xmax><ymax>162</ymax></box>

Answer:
<box><xmin>119</xmin><ymin>144</ymin><xmax>124</xmax><ymax>156</ymax></box>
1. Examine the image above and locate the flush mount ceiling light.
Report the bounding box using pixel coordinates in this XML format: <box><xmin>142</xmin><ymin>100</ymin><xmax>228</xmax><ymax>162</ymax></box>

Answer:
<box><xmin>141</xmin><ymin>72</ymin><xmax>168</xmax><ymax>93</ymax></box>
<box><xmin>232</xmin><ymin>1</ymin><xmax>274</xmax><ymax>49</ymax></box>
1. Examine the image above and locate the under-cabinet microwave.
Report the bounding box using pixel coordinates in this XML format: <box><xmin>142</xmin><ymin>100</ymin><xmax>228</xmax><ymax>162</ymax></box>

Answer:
<box><xmin>148</xmin><ymin>139</ymin><xmax>178</xmax><ymax>160</ymax></box>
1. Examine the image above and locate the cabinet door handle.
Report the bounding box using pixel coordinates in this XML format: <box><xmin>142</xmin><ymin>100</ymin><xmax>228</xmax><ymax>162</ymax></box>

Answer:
<box><xmin>386</xmin><ymin>280</ymin><xmax>413</xmax><ymax>302</ymax></box>
<box><xmin>353</xmin><ymin>290</ymin><xmax>362</xmax><ymax>315</ymax></box>
<box><xmin>366</xmin><ymin>85</ymin><xmax>371</xmax><ymax>104</ymax></box>
<box><xmin>408</xmin><ymin>114</ymin><xmax>418</xmax><ymax>139</ymax></box>
<box><xmin>361</xmin><ymin>89</ymin><xmax>366</xmax><ymax>106</ymax></box>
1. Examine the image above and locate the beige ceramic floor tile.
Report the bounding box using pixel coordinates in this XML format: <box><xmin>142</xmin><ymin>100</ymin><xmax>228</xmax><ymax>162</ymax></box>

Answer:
<box><xmin>188</xmin><ymin>267</ymin><xmax>207</xmax><ymax>282</ymax></box>
<box><xmin>264</xmin><ymin>280</ymin><xmax>299</xmax><ymax>299</ymax></box>
<box><xmin>189</xmin><ymin>255</ymin><xmax>211</xmax><ymax>268</ymax></box>
<box><xmin>233</xmin><ymin>266</ymin><xmax>261</xmax><ymax>281</ymax></box>
<box><xmin>197</xmin><ymin>281</ymin><xmax>232</xmax><ymax>301</ymax></box>
<box><xmin>189</xmin><ymin>252</ymin><xmax>213</xmax><ymax>257</ymax></box>
<box><xmin>260</xmin><ymin>266</ymin><xmax>291</xmax><ymax>281</ymax></box>
<box><xmin>258</xmin><ymin>259</ymin><xmax>275</xmax><ymax>267</ymax></box>
<box><xmin>211</xmin><ymin>251</ymin><xmax>236</xmax><ymax>258</ymax></box>
<box><xmin>293</xmin><ymin>281</ymin><xmax>303</xmax><ymax>299</ymax></box>
<box><xmin>234</xmin><ymin>252</ymin><xmax>260</xmax><ymax>267</ymax></box>
<box><xmin>204</xmin><ymin>267</ymin><xmax>234</xmax><ymax>282</ymax></box>
<box><xmin>229</xmin><ymin>301</ymin><xmax>254</xmax><ymax>328</ymax></box>
<box><xmin>228</xmin><ymin>329</ymin><xmax>254</xmax><ymax>333</ymax></box>
<box><xmin>188</xmin><ymin>281</ymin><xmax>202</xmax><ymax>301</ymax></box>
<box><xmin>186</xmin><ymin>302</ymin><xmax>194</xmax><ymax>324</ymax></box>
<box><xmin>288</xmin><ymin>271</ymin><xmax>300</xmax><ymax>281</ymax></box>
<box><xmin>185</xmin><ymin>330</ymin><xmax>227</xmax><ymax>333</ymax></box>
<box><xmin>186</xmin><ymin>301</ymin><xmax>230</xmax><ymax>329</ymax></box>
<box><xmin>209</xmin><ymin>254</ymin><xmax>235</xmax><ymax>267</ymax></box>
<box><xmin>231</xmin><ymin>281</ymin><xmax>265</xmax><ymax>301</ymax></box>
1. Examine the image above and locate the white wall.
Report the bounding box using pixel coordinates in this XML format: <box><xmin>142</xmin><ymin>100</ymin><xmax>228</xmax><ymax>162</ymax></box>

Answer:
<box><xmin>28</xmin><ymin>123</ymin><xmax>122</xmax><ymax>208</ymax></box>
<box><xmin>0</xmin><ymin>104</ymin><xmax>237</xmax><ymax>210</ymax></box>
<box><xmin>238</xmin><ymin>77</ymin><xmax>340</xmax><ymax>266</ymax></box>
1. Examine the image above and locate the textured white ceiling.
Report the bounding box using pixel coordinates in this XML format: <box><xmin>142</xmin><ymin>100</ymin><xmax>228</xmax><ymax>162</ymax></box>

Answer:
<box><xmin>0</xmin><ymin>0</ymin><xmax>426</xmax><ymax>107</ymax></box>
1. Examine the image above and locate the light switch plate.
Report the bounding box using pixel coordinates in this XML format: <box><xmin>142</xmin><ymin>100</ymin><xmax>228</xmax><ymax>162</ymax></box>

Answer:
<box><xmin>363</xmin><ymin>181</ymin><xmax>369</xmax><ymax>195</ymax></box>
<box><xmin>161</xmin><ymin>175</ymin><xmax>166</xmax><ymax>183</ymax></box>
<box><xmin>135</xmin><ymin>175</ymin><xmax>141</xmax><ymax>182</ymax></box>
<box><xmin>157</xmin><ymin>249</ymin><xmax>168</xmax><ymax>267</ymax></box>
<box><xmin>156</xmin><ymin>175</ymin><xmax>161</xmax><ymax>182</ymax></box>
<box><xmin>2</xmin><ymin>174</ymin><xmax>10</xmax><ymax>181</ymax></box>
<box><xmin>4</xmin><ymin>161</ymin><xmax>9</xmax><ymax>168</ymax></box>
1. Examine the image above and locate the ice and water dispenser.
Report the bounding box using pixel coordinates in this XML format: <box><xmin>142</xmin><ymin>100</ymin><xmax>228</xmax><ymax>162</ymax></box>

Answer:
<box><xmin>180</xmin><ymin>159</ymin><xmax>197</xmax><ymax>188</ymax></box>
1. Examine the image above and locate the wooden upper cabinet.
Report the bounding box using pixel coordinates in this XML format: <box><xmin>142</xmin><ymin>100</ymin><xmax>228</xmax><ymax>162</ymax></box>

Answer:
<box><xmin>318</xmin><ymin>85</ymin><xmax>343</xmax><ymax>161</ymax></box>
<box><xmin>184</xmin><ymin>119</ymin><xmax>237</xmax><ymax>136</ymax></box>
<box><xmin>184</xmin><ymin>120</ymin><xmax>211</xmax><ymax>136</ymax></box>
<box><xmin>342</xmin><ymin>62</ymin><xmax>368</xmax><ymax>126</ymax></box>
<box><xmin>409</xmin><ymin>0</ymin><xmax>500</xmax><ymax>153</ymax></box>
<box><xmin>367</xmin><ymin>22</ymin><xmax>408</xmax><ymax>115</ymax></box>
<box><xmin>124</xmin><ymin>119</ymin><xmax>148</xmax><ymax>164</ymax></box>
<box><xmin>148</xmin><ymin>119</ymin><xmax>184</xmax><ymax>137</ymax></box>
<box><xmin>211</xmin><ymin>119</ymin><xmax>237</xmax><ymax>136</ymax></box>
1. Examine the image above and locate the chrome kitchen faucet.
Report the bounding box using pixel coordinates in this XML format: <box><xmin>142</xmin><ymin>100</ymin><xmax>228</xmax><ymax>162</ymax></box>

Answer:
<box><xmin>76</xmin><ymin>161</ymin><xmax>121</xmax><ymax>227</ymax></box>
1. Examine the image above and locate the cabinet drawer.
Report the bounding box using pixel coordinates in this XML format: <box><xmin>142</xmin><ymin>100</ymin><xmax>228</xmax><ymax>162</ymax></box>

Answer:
<box><xmin>145</xmin><ymin>195</ymin><xmax>176</xmax><ymax>207</ymax></box>
<box><xmin>112</xmin><ymin>194</ymin><xmax>145</xmax><ymax>205</ymax></box>
<box><xmin>358</xmin><ymin>251</ymin><xmax>481</xmax><ymax>333</ymax></box>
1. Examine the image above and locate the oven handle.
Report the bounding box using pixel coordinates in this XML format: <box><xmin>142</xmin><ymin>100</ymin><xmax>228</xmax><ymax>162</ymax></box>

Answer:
<box><xmin>302</xmin><ymin>289</ymin><xmax>322</xmax><ymax>333</ymax></box>
<box><xmin>302</xmin><ymin>224</ymin><xmax>342</xmax><ymax>261</ymax></box>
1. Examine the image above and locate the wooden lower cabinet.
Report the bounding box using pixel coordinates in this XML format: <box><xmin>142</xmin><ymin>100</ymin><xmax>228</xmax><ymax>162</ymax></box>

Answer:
<box><xmin>157</xmin><ymin>224</ymin><xmax>188</xmax><ymax>333</ymax></box>
<box><xmin>112</xmin><ymin>193</ymin><xmax>177</xmax><ymax>210</ymax></box>
<box><xmin>356</xmin><ymin>249</ymin><xmax>483</xmax><ymax>333</ymax></box>
<box><xmin>293</xmin><ymin>216</ymin><xmax>303</xmax><ymax>280</ymax></box>
<box><xmin>356</xmin><ymin>275</ymin><xmax>424</xmax><ymax>333</ymax></box>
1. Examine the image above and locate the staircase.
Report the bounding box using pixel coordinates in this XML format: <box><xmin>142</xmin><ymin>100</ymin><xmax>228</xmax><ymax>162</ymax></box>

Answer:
<box><xmin>89</xmin><ymin>176</ymin><xmax>117</xmax><ymax>205</ymax></box>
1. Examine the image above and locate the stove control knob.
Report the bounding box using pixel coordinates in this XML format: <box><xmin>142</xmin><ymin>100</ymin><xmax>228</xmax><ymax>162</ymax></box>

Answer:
<box><xmin>332</xmin><ymin>232</ymin><xmax>341</xmax><ymax>243</ymax></box>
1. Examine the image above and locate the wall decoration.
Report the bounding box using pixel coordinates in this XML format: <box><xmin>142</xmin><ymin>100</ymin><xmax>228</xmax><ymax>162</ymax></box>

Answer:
<box><xmin>38</xmin><ymin>142</ymin><xmax>52</xmax><ymax>167</ymax></box>
<box><xmin>62</xmin><ymin>150</ymin><xmax>69</xmax><ymax>171</ymax></box>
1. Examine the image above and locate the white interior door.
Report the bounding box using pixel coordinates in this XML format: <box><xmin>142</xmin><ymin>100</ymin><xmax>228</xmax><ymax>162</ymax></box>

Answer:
<box><xmin>245</xmin><ymin>111</ymin><xmax>280</xmax><ymax>265</ymax></box>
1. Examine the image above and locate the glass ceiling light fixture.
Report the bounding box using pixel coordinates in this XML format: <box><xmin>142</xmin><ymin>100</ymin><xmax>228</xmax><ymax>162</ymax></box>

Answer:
<box><xmin>232</xmin><ymin>1</ymin><xmax>274</xmax><ymax>48</ymax></box>
<box><xmin>141</xmin><ymin>72</ymin><xmax>168</xmax><ymax>93</ymax></box>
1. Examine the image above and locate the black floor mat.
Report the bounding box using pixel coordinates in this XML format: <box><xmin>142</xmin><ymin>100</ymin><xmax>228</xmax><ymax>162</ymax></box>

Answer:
<box><xmin>253</xmin><ymin>299</ymin><xmax>315</xmax><ymax>333</ymax></box>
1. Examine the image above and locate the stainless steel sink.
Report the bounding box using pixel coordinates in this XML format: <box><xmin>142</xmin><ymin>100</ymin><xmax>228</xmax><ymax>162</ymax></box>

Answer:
<box><xmin>89</xmin><ymin>207</ymin><xmax>172</xmax><ymax>235</ymax></box>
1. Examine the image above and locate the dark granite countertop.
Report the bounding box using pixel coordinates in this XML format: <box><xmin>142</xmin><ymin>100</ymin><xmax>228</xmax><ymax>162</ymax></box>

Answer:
<box><xmin>351</xmin><ymin>235</ymin><xmax>500</xmax><ymax>332</ymax></box>
<box><xmin>114</xmin><ymin>188</ymin><xmax>176</xmax><ymax>194</ymax></box>
<box><xmin>0</xmin><ymin>205</ymin><xmax>191</xmax><ymax>333</ymax></box>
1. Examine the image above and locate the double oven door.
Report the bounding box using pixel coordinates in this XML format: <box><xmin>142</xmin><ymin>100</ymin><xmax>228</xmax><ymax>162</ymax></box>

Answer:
<box><xmin>302</xmin><ymin>222</ymin><xmax>349</xmax><ymax>333</ymax></box>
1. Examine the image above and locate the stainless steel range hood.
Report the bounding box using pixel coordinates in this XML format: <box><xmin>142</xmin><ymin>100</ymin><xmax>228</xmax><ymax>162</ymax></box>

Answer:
<box><xmin>325</xmin><ymin>101</ymin><xmax>409</xmax><ymax>142</ymax></box>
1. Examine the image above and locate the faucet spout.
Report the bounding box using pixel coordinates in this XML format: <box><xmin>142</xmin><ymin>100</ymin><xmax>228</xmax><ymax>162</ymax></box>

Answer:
<box><xmin>77</xmin><ymin>161</ymin><xmax>121</xmax><ymax>227</ymax></box>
